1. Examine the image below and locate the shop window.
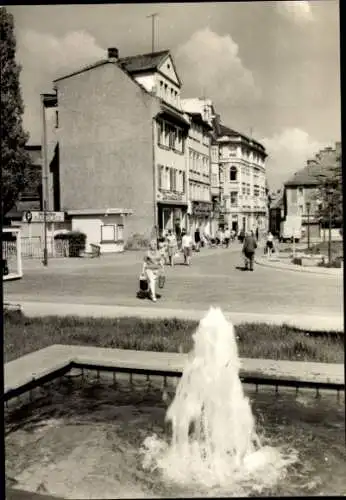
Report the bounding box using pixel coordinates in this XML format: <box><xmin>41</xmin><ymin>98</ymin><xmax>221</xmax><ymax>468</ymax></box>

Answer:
<box><xmin>101</xmin><ymin>224</ymin><xmax>116</xmax><ymax>243</ymax></box>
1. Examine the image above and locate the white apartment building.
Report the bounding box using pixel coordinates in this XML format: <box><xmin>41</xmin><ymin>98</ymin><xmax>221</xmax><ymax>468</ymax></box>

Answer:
<box><xmin>212</xmin><ymin>124</ymin><xmax>268</xmax><ymax>234</ymax></box>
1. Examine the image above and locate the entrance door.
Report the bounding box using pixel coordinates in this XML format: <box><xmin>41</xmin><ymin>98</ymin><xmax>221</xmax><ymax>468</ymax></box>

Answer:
<box><xmin>163</xmin><ymin>208</ymin><xmax>171</xmax><ymax>232</ymax></box>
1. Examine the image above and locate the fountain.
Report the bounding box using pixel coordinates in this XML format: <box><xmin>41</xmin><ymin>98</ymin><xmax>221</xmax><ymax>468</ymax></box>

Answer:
<box><xmin>141</xmin><ymin>307</ymin><xmax>298</xmax><ymax>495</ymax></box>
<box><xmin>5</xmin><ymin>307</ymin><xmax>345</xmax><ymax>497</ymax></box>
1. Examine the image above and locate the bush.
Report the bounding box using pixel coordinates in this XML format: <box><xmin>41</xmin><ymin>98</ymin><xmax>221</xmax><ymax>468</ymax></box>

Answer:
<box><xmin>124</xmin><ymin>233</ymin><xmax>150</xmax><ymax>251</ymax></box>
<box><xmin>54</xmin><ymin>231</ymin><xmax>86</xmax><ymax>257</ymax></box>
<box><xmin>292</xmin><ymin>257</ymin><xmax>302</xmax><ymax>266</ymax></box>
<box><xmin>318</xmin><ymin>256</ymin><xmax>343</xmax><ymax>268</ymax></box>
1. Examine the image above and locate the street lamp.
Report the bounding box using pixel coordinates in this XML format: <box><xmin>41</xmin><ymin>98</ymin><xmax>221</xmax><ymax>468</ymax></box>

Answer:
<box><xmin>306</xmin><ymin>201</ymin><xmax>311</xmax><ymax>252</ymax></box>
<box><xmin>41</xmin><ymin>93</ymin><xmax>49</xmax><ymax>267</ymax></box>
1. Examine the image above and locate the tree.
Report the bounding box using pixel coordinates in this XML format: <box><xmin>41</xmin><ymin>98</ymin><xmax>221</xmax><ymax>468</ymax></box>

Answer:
<box><xmin>313</xmin><ymin>149</ymin><xmax>342</xmax><ymax>227</ymax></box>
<box><xmin>1</xmin><ymin>7</ymin><xmax>31</xmax><ymax>220</ymax></box>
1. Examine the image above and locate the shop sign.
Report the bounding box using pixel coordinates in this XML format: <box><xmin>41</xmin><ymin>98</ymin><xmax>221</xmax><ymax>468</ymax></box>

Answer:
<box><xmin>192</xmin><ymin>202</ymin><xmax>213</xmax><ymax>216</ymax></box>
<box><xmin>157</xmin><ymin>191</ymin><xmax>186</xmax><ymax>203</ymax></box>
<box><xmin>22</xmin><ymin>211</ymin><xmax>65</xmax><ymax>223</ymax></box>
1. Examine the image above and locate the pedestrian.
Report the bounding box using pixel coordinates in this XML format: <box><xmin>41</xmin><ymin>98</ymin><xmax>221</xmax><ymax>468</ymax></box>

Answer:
<box><xmin>158</xmin><ymin>233</ymin><xmax>168</xmax><ymax>264</ymax></box>
<box><xmin>141</xmin><ymin>239</ymin><xmax>165</xmax><ymax>302</ymax></box>
<box><xmin>266</xmin><ymin>231</ymin><xmax>274</xmax><ymax>258</ymax></box>
<box><xmin>216</xmin><ymin>227</ymin><xmax>222</xmax><ymax>246</ymax></box>
<box><xmin>166</xmin><ymin>229</ymin><xmax>177</xmax><ymax>267</ymax></box>
<box><xmin>175</xmin><ymin>220</ymin><xmax>182</xmax><ymax>249</ymax></box>
<box><xmin>238</xmin><ymin>229</ymin><xmax>245</xmax><ymax>243</ymax></box>
<box><xmin>203</xmin><ymin>226</ymin><xmax>210</xmax><ymax>248</ymax></box>
<box><xmin>242</xmin><ymin>230</ymin><xmax>257</xmax><ymax>271</ymax></box>
<box><xmin>181</xmin><ymin>229</ymin><xmax>193</xmax><ymax>266</ymax></box>
<box><xmin>231</xmin><ymin>229</ymin><xmax>236</xmax><ymax>241</ymax></box>
<box><xmin>224</xmin><ymin>226</ymin><xmax>231</xmax><ymax>248</ymax></box>
<box><xmin>194</xmin><ymin>227</ymin><xmax>201</xmax><ymax>252</ymax></box>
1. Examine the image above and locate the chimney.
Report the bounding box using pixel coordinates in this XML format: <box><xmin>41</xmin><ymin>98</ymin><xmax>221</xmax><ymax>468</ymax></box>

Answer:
<box><xmin>107</xmin><ymin>47</ymin><xmax>119</xmax><ymax>61</ymax></box>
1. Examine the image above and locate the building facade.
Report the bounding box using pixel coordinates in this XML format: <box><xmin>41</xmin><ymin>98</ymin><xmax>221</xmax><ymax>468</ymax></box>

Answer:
<box><xmin>181</xmin><ymin>98</ymin><xmax>214</xmax><ymax>235</ymax></box>
<box><xmin>50</xmin><ymin>47</ymin><xmax>190</xmax><ymax>250</ymax></box>
<box><xmin>283</xmin><ymin>142</ymin><xmax>341</xmax><ymax>238</ymax></box>
<box><xmin>212</xmin><ymin>123</ymin><xmax>268</xmax><ymax>235</ymax></box>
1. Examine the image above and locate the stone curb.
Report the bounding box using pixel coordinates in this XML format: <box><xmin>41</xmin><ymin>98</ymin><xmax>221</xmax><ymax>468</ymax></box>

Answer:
<box><xmin>4</xmin><ymin>300</ymin><xmax>344</xmax><ymax>332</ymax></box>
<box><xmin>255</xmin><ymin>256</ymin><xmax>343</xmax><ymax>277</ymax></box>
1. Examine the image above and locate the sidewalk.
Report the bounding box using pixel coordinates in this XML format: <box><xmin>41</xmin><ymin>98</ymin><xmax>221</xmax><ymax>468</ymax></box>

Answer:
<box><xmin>255</xmin><ymin>254</ymin><xmax>343</xmax><ymax>277</ymax></box>
<box><xmin>4</xmin><ymin>300</ymin><xmax>344</xmax><ymax>332</ymax></box>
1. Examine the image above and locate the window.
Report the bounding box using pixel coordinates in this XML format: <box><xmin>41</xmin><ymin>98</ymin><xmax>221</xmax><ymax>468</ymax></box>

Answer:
<box><xmin>230</xmin><ymin>192</ymin><xmax>238</xmax><ymax>206</ymax></box>
<box><xmin>230</xmin><ymin>166</ymin><xmax>237</xmax><ymax>181</ymax></box>
<box><xmin>229</xmin><ymin>145</ymin><xmax>236</xmax><ymax>157</ymax></box>
<box><xmin>182</xmin><ymin>171</ymin><xmax>186</xmax><ymax>193</ymax></box>
<box><xmin>165</xmin><ymin>167</ymin><xmax>170</xmax><ymax>190</ymax></box>
<box><xmin>157</xmin><ymin>164</ymin><xmax>163</xmax><ymax>189</ymax></box>
<box><xmin>211</xmin><ymin>146</ymin><xmax>219</xmax><ymax>162</ymax></box>
<box><xmin>101</xmin><ymin>225</ymin><xmax>116</xmax><ymax>243</ymax></box>
<box><xmin>55</xmin><ymin>110</ymin><xmax>59</xmax><ymax>128</ymax></box>
<box><xmin>169</xmin><ymin>168</ymin><xmax>177</xmax><ymax>191</ymax></box>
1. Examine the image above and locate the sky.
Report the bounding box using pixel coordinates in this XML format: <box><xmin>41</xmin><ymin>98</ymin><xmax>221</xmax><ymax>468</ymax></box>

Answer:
<box><xmin>8</xmin><ymin>1</ymin><xmax>341</xmax><ymax>190</ymax></box>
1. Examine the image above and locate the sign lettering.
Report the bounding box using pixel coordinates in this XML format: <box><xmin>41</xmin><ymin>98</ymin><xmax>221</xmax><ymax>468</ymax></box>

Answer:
<box><xmin>22</xmin><ymin>211</ymin><xmax>65</xmax><ymax>223</ymax></box>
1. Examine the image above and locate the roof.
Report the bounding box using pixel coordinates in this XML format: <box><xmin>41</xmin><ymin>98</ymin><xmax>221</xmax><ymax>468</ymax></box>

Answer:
<box><xmin>285</xmin><ymin>161</ymin><xmax>335</xmax><ymax>187</ymax></box>
<box><xmin>118</xmin><ymin>50</ymin><xmax>170</xmax><ymax>73</ymax></box>
<box><xmin>216</xmin><ymin>123</ymin><xmax>267</xmax><ymax>155</ymax></box>
<box><xmin>53</xmin><ymin>50</ymin><xmax>177</xmax><ymax>88</ymax></box>
<box><xmin>187</xmin><ymin>112</ymin><xmax>213</xmax><ymax>130</ymax></box>
<box><xmin>285</xmin><ymin>167</ymin><xmax>321</xmax><ymax>187</ymax></box>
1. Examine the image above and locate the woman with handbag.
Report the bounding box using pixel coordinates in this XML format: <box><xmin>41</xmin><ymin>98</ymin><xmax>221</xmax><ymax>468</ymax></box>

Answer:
<box><xmin>141</xmin><ymin>240</ymin><xmax>165</xmax><ymax>302</ymax></box>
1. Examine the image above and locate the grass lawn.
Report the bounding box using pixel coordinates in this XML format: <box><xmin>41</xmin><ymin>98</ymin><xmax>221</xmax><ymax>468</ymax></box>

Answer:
<box><xmin>4</xmin><ymin>310</ymin><xmax>344</xmax><ymax>364</ymax></box>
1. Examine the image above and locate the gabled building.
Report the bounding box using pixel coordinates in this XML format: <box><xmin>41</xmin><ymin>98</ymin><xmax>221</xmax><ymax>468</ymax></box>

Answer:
<box><xmin>283</xmin><ymin>142</ymin><xmax>341</xmax><ymax>238</ymax></box>
<box><xmin>211</xmin><ymin>122</ymin><xmax>268</xmax><ymax>234</ymax></box>
<box><xmin>284</xmin><ymin>142</ymin><xmax>341</xmax><ymax>218</ymax></box>
<box><xmin>47</xmin><ymin>47</ymin><xmax>190</xmax><ymax>251</ymax></box>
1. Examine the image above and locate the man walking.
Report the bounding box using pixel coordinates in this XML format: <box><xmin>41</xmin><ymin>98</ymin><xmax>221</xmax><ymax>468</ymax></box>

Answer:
<box><xmin>242</xmin><ymin>230</ymin><xmax>257</xmax><ymax>271</ymax></box>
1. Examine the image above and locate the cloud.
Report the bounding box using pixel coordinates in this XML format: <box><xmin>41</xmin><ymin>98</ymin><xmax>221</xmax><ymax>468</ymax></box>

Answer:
<box><xmin>19</xmin><ymin>29</ymin><xmax>105</xmax><ymax>73</ymax></box>
<box><xmin>277</xmin><ymin>1</ymin><xmax>314</xmax><ymax>23</ymax></box>
<box><xmin>261</xmin><ymin>128</ymin><xmax>324</xmax><ymax>189</ymax></box>
<box><xmin>16</xmin><ymin>30</ymin><xmax>104</xmax><ymax>142</ymax></box>
<box><xmin>175</xmin><ymin>27</ymin><xmax>260</xmax><ymax>104</ymax></box>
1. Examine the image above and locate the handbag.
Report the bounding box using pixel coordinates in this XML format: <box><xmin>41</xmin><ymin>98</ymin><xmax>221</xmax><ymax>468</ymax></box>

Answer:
<box><xmin>158</xmin><ymin>274</ymin><xmax>166</xmax><ymax>289</ymax></box>
<box><xmin>139</xmin><ymin>273</ymin><xmax>149</xmax><ymax>291</ymax></box>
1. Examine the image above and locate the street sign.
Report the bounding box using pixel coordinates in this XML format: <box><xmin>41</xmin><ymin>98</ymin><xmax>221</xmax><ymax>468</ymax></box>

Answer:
<box><xmin>22</xmin><ymin>211</ymin><xmax>65</xmax><ymax>223</ymax></box>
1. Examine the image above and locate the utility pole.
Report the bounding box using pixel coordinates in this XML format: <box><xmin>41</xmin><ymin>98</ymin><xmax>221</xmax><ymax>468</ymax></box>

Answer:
<box><xmin>147</xmin><ymin>13</ymin><xmax>158</xmax><ymax>52</ymax></box>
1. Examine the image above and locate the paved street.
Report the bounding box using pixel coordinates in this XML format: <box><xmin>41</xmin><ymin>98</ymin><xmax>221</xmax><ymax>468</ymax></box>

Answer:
<box><xmin>4</xmin><ymin>244</ymin><xmax>343</xmax><ymax>318</ymax></box>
